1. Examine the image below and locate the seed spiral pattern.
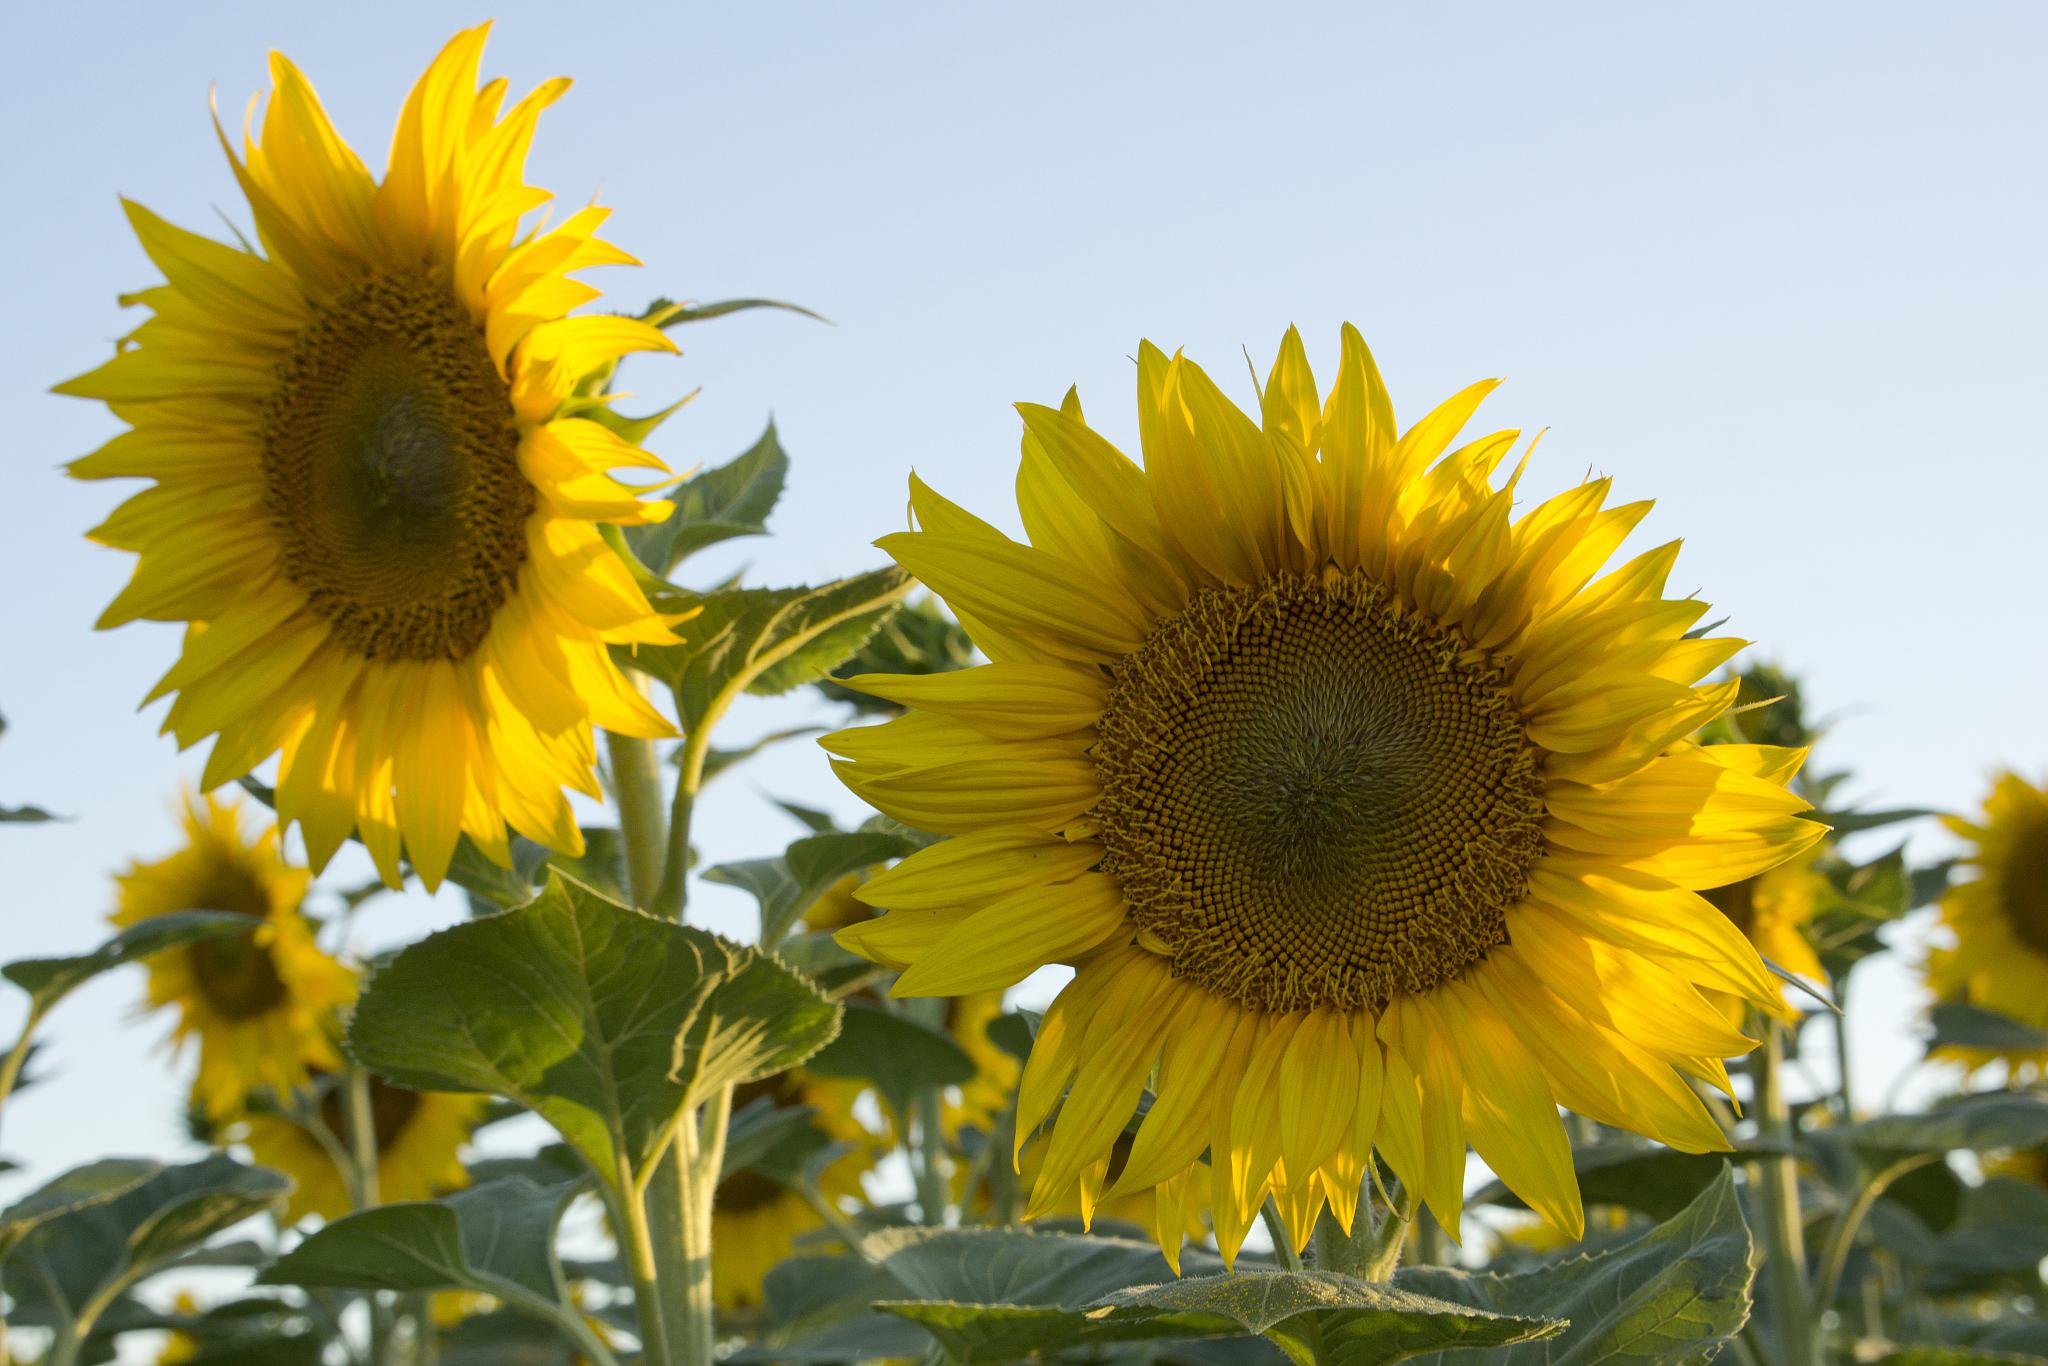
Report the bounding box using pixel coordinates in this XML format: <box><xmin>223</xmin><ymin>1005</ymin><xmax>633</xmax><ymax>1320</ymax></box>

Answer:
<box><xmin>1092</xmin><ymin>568</ymin><xmax>1547</xmax><ymax>1013</ymax></box>
<box><xmin>259</xmin><ymin>269</ymin><xmax>532</xmax><ymax>662</ymax></box>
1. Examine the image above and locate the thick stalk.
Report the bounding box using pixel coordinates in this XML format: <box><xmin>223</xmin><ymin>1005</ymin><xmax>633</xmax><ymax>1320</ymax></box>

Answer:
<box><xmin>667</xmin><ymin>1097</ymin><xmax>728</xmax><ymax>1366</ymax></box>
<box><xmin>606</xmin><ymin>728</ymin><xmax>669</xmax><ymax>911</ymax></box>
<box><xmin>1753</xmin><ymin>1018</ymin><xmax>1818</xmax><ymax>1366</ymax></box>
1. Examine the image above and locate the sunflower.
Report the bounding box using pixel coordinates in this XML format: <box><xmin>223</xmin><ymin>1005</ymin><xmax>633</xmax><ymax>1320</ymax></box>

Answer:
<box><xmin>1703</xmin><ymin>843</ymin><xmax>1829</xmax><ymax>1025</ymax></box>
<box><xmin>810</xmin><ymin>871</ymin><xmax>1019</xmax><ymax>1136</ymax></box>
<box><xmin>1011</xmin><ymin>1131</ymin><xmax>1214</xmax><ymax>1273</ymax></box>
<box><xmin>713</xmin><ymin>1074</ymin><xmax>879</xmax><ymax>1311</ymax></box>
<box><xmin>1927</xmin><ymin>772</ymin><xmax>2048</xmax><ymax>1071</ymax></box>
<box><xmin>60</xmin><ymin>24</ymin><xmax>682</xmax><ymax>891</ymax></box>
<box><xmin>113</xmin><ymin>792</ymin><xmax>355</xmax><ymax>1118</ymax></box>
<box><xmin>239</xmin><ymin>1072</ymin><xmax>486</xmax><ymax>1222</ymax></box>
<box><xmin>825</xmin><ymin>327</ymin><xmax>1824</xmax><ymax>1261</ymax></box>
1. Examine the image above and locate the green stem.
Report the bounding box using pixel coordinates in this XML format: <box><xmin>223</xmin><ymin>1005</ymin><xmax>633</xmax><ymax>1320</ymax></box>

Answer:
<box><xmin>1753</xmin><ymin>1018</ymin><xmax>1818</xmax><ymax>1366</ymax></box>
<box><xmin>618</xmin><ymin>1149</ymin><xmax>675</xmax><ymax>1366</ymax></box>
<box><xmin>1414</xmin><ymin>1205</ymin><xmax>1448</xmax><ymax>1267</ymax></box>
<box><xmin>667</xmin><ymin>1093</ymin><xmax>728</xmax><ymax>1366</ymax></box>
<box><xmin>341</xmin><ymin>1067</ymin><xmax>396</xmax><ymax>1366</ymax></box>
<box><xmin>0</xmin><ymin>1006</ymin><xmax>42</xmax><ymax>1152</ymax></box>
<box><xmin>606</xmin><ymin>729</ymin><xmax>669</xmax><ymax>911</ymax></box>
<box><xmin>1811</xmin><ymin>1153</ymin><xmax>1936</xmax><ymax>1316</ymax></box>
<box><xmin>1831</xmin><ymin>978</ymin><xmax>1856</xmax><ymax>1123</ymax></box>
<box><xmin>1260</xmin><ymin>1199</ymin><xmax>1303</xmax><ymax>1271</ymax></box>
<box><xmin>650</xmin><ymin>716</ymin><xmax>710</xmax><ymax>921</ymax></box>
<box><xmin>912</xmin><ymin>1090</ymin><xmax>950</xmax><ymax>1224</ymax></box>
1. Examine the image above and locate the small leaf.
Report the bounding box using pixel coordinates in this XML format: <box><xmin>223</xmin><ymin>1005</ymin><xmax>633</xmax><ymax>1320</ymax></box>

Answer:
<box><xmin>3</xmin><ymin>910</ymin><xmax>258</xmax><ymax>1012</ymax></box>
<box><xmin>0</xmin><ymin>1156</ymin><xmax>289</xmax><ymax>1334</ymax></box>
<box><xmin>642</xmin><ymin>296</ymin><xmax>829</xmax><ymax>328</ymax></box>
<box><xmin>806</xmin><ymin>1000</ymin><xmax>976</xmax><ymax>1117</ymax></box>
<box><xmin>625</xmin><ymin>422</ymin><xmax>789</xmax><ymax>576</ymax></box>
<box><xmin>1845</xmin><ymin>1091</ymin><xmax>2048</xmax><ymax>1158</ymax></box>
<box><xmin>633</xmin><ymin>568</ymin><xmax>912</xmax><ymax>731</ymax></box>
<box><xmin>348</xmin><ymin>872</ymin><xmax>839</xmax><ymax>1188</ymax></box>
<box><xmin>1808</xmin><ymin>807</ymin><xmax>1938</xmax><ymax>837</ymax></box>
<box><xmin>0</xmin><ymin>804</ymin><xmax>62</xmax><ymax>824</ymax></box>
<box><xmin>260</xmin><ymin>1177</ymin><xmax>575</xmax><ymax>1307</ymax></box>
<box><xmin>1926</xmin><ymin>1003</ymin><xmax>2048</xmax><ymax>1057</ymax></box>
<box><xmin>705</xmin><ymin>829</ymin><xmax>916</xmax><ymax>946</ymax></box>
<box><xmin>1397</xmin><ymin>1166</ymin><xmax>1754</xmax><ymax>1364</ymax></box>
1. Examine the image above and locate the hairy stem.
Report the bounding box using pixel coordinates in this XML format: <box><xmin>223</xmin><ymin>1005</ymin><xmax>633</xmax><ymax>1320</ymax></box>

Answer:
<box><xmin>606</xmin><ymin>728</ymin><xmax>669</xmax><ymax>911</ymax></box>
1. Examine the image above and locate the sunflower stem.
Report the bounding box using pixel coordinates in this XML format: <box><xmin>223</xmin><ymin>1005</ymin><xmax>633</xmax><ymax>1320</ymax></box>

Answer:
<box><xmin>1260</xmin><ymin>1199</ymin><xmax>1303</xmax><ymax>1272</ymax></box>
<box><xmin>1831</xmin><ymin>978</ymin><xmax>1856</xmax><ymax>1122</ymax></box>
<box><xmin>0</xmin><ymin>1004</ymin><xmax>45</xmax><ymax>1155</ymax></box>
<box><xmin>605</xmin><ymin>727</ymin><xmax>669</xmax><ymax>912</ymax></box>
<box><xmin>650</xmin><ymin>710</ymin><xmax>712</xmax><ymax>921</ymax></box>
<box><xmin>1753</xmin><ymin>1017</ymin><xmax>1819</xmax><ymax>1366</ymax></box>
<box><xmin>912</xmin><ymin>1089</ymin><xmax>950</xmax><ymax>1224</ymax></box>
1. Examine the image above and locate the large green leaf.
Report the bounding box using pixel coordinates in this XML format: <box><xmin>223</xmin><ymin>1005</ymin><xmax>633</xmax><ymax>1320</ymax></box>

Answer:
<box><xmin>1918</xmin><ymin>1176</ymin><xmax>2048</xmax><ymax>1281</ymax></box>
<box><xmin>259</xmin><ymin>1177</ymin><xmax>604</xmax><ymax>1354</ymax></box>
<box><xmin>347</xmin><ymin>872</ymin><xmax>839</xmax><ymax>1187</ymax></box>
<box><xmin>633</xmin><ymin>568</ymin><xmax>912</xmax><ymax>729</ymax></box>
<box><xmin>806</xmin><ymin>1000</ymin><xmax>976</xmax><ymax>1117</ymax></box>
<box><xmin>1845</xmin><ymin>1091</ymin><xmax>2048</xmax><ymax>1157</ymax></box>
<box><xmin>865</xmin><ymin>1227</ymin><xmax>1555</xmax><ymax>1366</ymax></box>
<box><xmin>1396</xmin><ymin>1166</ymin><xmax>1754</xmax><ymax>1364</ymax></box>
<box><xmin>3</xmin><ymin>910</ymin><xmax>257</xmax><ymax>1013</ymax></box>
<box><xmin>0</xmin><ymin>1156</ymin><xmax>289</xmax><ymax>1337</ymax></box>
<box><xmin>625</xmin><ymin>422</ymin><xmax>788</xmax><ymax>575</ymax></box>
<box><xmin>729</xmin><ymin>1256</ymin><xmax>935</xmax><ymax>1365</ymax></box>
<box><xmin>705</xmin><ymin>829</ymin><xmax>917</xmax><ymax>946</ymax></box>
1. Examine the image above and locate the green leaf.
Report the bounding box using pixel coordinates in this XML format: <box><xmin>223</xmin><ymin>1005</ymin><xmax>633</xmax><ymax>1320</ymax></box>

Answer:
<box><xmin>347</xmin><ymin>871</ymin><xmax>839</xmax><ymax>1188</ymax></box>
<box><xmin>729</xmin><ymin>1256</ymin><xmax>935</xmax><ymax>1365</ymax></box>
<box><xmin>3</xmin><ymin>910</ymin><xmax>257</xmax><ymax>1012</ymax></box>
<box><xmin>258</xmin><ymin>1177</ymin><xmax>597</xmax><ymax>1357</ymax></box>
<box><xmin>806</xmin><ymin>1000</ymin><xmax>975</xmax><ymax>1117</ymax></box>
<box><xmin>0</xmin><ymin>803</ymin><xmax>62</xmax><ymax>824</ymax></box>
<box><xmin>701</xmin><ymin>725</ymin><xmax>826</xmax><ymax>787</ymax></box>
<box><xmin>1472</xmin><ymin>1142</ymin><xmax>1784</xmax><ymax>1222</ymax></box>
<box><xmin>642</xmin><ymin>296</ymin><xmax>829</xmax><ymax>328</ymax></box>
<box><xmin>1877</xmin><ymin>1350</ymin><xmax>2048</xmax><ymax>1366</ymax></box>
<box><xmin>1093</xmin><ymin>1273</ymin><xmax>1566</xmax><ymax>1366</ymax></box>
<box><xmin>634</xmin><ymin>568</ymin><xmax>912</xmax><ymax>731</ymax></box>
<box><xmin>1809</xmin><ymin>807</ymin><xmax>1937</xmax><ymax>837</ymax></box>
<box><xmin>625</xmin><ymin>422</ymin><xmax>789</xmax><ymax>576</ymax></box>
<box><xmin>1920</xmin><ymin>1176</ymin><xmax>2048</xmax><ymax>1280</ymax></box>
<box><xmin>814</xmin><ymin>594</ymin><xmax>979</xmax><ymax>714</ymax></box>
<box><xmin>705</xmin><ymin>829</ymin><xmax>917</xmax><ymax>946</ymax></box>
<box><xmin>866</xmin><ymin>1227</ymin><xmax>1555</xmax><ymax>1366</ymax></box>
<box><xmin>0</xmin><ymin>1156</ymin><xmax>289</xmax><ymax>1335</ymax></box>
<box><xmin>1396</xmin><ymin>1166</ymin><xmax>1754</xmax><ymax>1364</ymax></box>
<box><xmin>1926</xmin><ymin>1003</ymin><xmax>2048</xmax><ymax>1057</ymax></box>
<box><xmin>1846</xmin><ymin>1091</ymin><xmax>2048</xmax><ymax>1158</ymax></box>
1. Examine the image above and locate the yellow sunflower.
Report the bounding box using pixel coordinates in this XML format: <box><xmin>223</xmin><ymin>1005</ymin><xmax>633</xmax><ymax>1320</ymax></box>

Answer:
<box><xmin>1702</xmin><ymin>843</ymin><xmax>1829</xmax><ymax>1026</ymax></box>
<box><xmin>1927</xmin><ymin>772</ymin><xmax>2048</xmax><ymax>1071</ymax></box>
<box><xmin>60</xmin><ymin>24</ymin><xmax>681</xmax><ymax>891</ymax></box>
<box><xmin>713</xmin><ymin>1074</ymin><xmax>879</xmax><ymax>1311</ymax></box>
<box><xmin>1012</xmin><ymin>1132</ymin><xmax>1214</xmax><ymax>1273</ymax></box>
<box><xmin>113</xmin><ymin>792</ymin><xmax>355</xmax><ymax>1118</ymax></box>
<box><xmin>807</xmin><ymin>871</ymin><xmax>1019</xmax><ymax>1136</ymax></box>
<box><xmin>825</xmin><ymin>327</ymin><xmax>1825</xmax><ymax>1262</ymax></box>
<box><xmin>239</xmin><ymin>1073</ymin><xmax>486</xmax><ymax>1222</ymax></box>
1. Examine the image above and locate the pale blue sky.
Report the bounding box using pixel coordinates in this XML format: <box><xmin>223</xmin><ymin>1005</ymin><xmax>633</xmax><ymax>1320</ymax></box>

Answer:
<box><xmin>3</xmin><ymin>1</ymin><xmax>2044</xmax><ymax>1209</ymax></box>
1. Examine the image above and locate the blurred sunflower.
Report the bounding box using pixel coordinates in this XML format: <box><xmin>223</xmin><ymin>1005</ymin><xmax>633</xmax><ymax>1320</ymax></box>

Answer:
<box><xmin>1928</xmin><ymin>772</ymin><xmax>2048</xmax><ymax>1071</ymax></box>
<box><xmin>240</xmin><ymin>1073</ymin><xmax>485</xmax><ymax>1221</ymax></box>
<box><xmin>827</xmin><ymin>327</ymin><xmax>1824</xmax><ymax>1260</ymax></box>
<box><xmin>60</xmin><ymin>23</ymin><xmax>682</xmax><ymax>891</ymax></box>
<box><xmin>714</xmin><ymin>1074</ymin><xmax>879</xmax><ymax>1311</ymax></box>
<box><xmin>113</xmin><ymin>792</ymin><xmax>354</xmax><ymax>1118</ymax></box>
<box><xmin>1703</xmin><ymin>843</ymin><xmax>1829</xmax><ymax>1026</ymax></box>
<box><xmin>811</xmin><ymin>870</ymin><xmax>1018</xmax><ymax>1136</ymax></box>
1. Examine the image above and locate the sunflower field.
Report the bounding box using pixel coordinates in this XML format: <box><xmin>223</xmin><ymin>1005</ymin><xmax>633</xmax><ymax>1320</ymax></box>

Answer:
<box><xmin>5</xmin><ymin>14</ymin><xmax>2046</xmax><ymax>1366</ymax></box>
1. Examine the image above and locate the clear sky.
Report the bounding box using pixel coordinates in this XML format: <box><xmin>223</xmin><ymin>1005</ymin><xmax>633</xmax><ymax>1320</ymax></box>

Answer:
<box><xmin>3</xmin><ymin>0</ymin><xmax>2044</xmax><ymax>1216</ymax></box>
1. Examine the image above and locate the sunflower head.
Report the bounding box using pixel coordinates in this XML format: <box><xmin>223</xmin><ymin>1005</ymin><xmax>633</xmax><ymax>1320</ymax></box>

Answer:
<box><xmin>238</xmin><ymin>1073</ymin><xmax>486</xmax><ymax>1222</ymax></box>
<box><xmin>62</xmin><ymin>24</ymin><xmax>684</xmax><ymax>892</ymax></box>
<box><xmin>113</xmin><ymin>792</ymin><xmax>354</xmax><ymax>1117</ymax></box>
<box><xmin>827</xmin><ymin>327</ymin><xmax>1825</xmax><ymax>1262</ymax></box>
<box><xmin>1928</xmin><ymin>772</ymin><xmax>2048</xmax><ymax>1071</ymax></box>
